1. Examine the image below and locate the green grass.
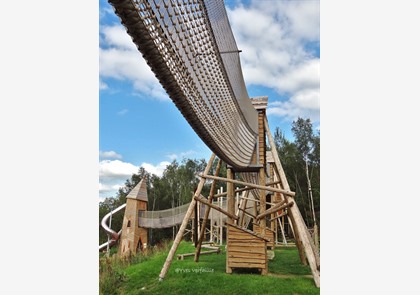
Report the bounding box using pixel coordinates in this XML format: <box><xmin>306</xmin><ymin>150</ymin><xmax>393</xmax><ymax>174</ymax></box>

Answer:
<box><xmin>100</xmin><ymin>241</ymin><xmax>319</xmax><ymax>295</ymax></box>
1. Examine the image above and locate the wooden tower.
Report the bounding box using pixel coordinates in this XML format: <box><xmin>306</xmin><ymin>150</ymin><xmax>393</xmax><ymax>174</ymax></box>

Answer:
<box><xmin>118</xmin><ymin>178</ymin><xmax>148</xmax><ymax>256</ymax></box>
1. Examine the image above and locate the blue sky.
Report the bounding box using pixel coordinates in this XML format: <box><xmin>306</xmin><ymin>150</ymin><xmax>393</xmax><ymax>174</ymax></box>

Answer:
<box><xmin>99</xmin><ymin>0</ymin><xmax>320</xmax><ymax>200</ymax></box>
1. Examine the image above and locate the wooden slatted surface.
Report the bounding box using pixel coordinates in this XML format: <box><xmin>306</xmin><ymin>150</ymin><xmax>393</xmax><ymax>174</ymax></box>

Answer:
<box><xmin>226</xmin><ymin>222</ymin><xmax>268</xmax><ymax>275</ymax></box>
<box><xmin>253</xmin><ymin>223</ymin><xmax>275</xmax><ymax>249</ymax></box>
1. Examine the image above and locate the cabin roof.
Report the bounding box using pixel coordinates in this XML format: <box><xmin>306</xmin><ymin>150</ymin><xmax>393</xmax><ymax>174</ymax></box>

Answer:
<box><xmin>226</xmin><ymin>222</ymin><xmax>270</xmax><ymax>242</ymax></box>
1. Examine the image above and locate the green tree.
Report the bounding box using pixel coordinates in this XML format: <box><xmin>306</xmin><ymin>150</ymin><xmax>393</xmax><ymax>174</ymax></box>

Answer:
<box><xmin>274</xmin><ymin>118</ymin><xmax>320</xmax><ymax>229</ymax></box>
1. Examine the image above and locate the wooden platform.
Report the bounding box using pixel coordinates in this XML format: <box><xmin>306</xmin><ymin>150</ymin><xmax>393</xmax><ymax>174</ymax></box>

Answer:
<box><xmin>226</xmin><ymin>222</ymin><xmax>269</xmax><ymax>275</ymax></box>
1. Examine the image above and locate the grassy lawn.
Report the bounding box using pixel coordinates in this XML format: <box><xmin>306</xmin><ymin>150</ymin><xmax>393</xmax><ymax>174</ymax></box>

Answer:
<box><xmin>100</xmin><ymin>241</ymin><xmax>319</xmax><ymax>295</ymax></box>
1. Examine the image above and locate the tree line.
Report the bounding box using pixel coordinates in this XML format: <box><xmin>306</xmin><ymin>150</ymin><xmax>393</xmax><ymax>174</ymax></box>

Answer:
<box><xmin>99</xmin><ymin>117</ymin><xmax>320</xmax><ymax>245</ymax></box>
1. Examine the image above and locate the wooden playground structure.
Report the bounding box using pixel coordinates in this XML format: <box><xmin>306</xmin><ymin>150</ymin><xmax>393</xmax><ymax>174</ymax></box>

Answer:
<box><xmin>158</xmin><ymin>97</ymin><xmax>320</xmax><ymax>287</ymax></box>
<box><xmin>100</xmin><ymin>98</ymin><xmax>320</xmax><ymax>287</ymax></box>
<box><xmin>101</xmin><ymin>0</ymin><xmax>320</xmax><ymax>288</ymax></box>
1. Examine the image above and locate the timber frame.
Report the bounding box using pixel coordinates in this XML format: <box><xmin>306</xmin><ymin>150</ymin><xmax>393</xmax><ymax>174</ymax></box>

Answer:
<box><xmin>158</xmin><ymin>98</ymin><xmax>320</xmax><ymax>288</ymax></box>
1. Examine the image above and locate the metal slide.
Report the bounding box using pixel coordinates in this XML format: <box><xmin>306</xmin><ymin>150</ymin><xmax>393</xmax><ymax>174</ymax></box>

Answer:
<box><xmin>99</xmin><ymin>203</ymin><xmax>126</xmax><ymax>251</ymax></box>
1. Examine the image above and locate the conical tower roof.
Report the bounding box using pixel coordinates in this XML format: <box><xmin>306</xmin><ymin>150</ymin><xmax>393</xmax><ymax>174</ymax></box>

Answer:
<box><xmin>126</xmin><ymin>178</ymin><xmax>148</xmax><ymax>202</ymax></box>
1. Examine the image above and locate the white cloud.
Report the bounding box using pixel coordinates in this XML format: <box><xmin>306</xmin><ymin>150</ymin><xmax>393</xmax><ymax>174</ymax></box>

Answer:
<box><xmin>99</xmin><ymin>150</ymin><xmax>123</xmax><ymax>159</ymax></box>
<box><xmin>227</xmin><ymin>0</ymin><xmax>320</xmax><ymax>122</ymax></box>
<box><xmin>99</xmin><ymin>159</ymin><xmax>138</xmax><ymax>180</ymax></box>
<box><xmin>99</xmin><ymin>159</ymin><xmax>140</xmax><ymax>199</ymax></box>
<box><xmin>99</xmin><ymin>80</ymin><xmax>108</xmax><ymax>90</ymax></box>
<box><xmin>291</xmin><ymin>88</ymin><xmax>320</xmax><ymax>111</ymax></box>
<box><xmin>117</xmin><ymin>109</ymin><xmax>128</xmax><ymax>116</ymax></box>
<box><xmin>267</xmin><ymin>88</ymin><xmax>320</xmax><ymax>123</ymax></box>
<box><xmin>141</xmin><ymin>161</ymin><xmax>171</xmax><ymax>177</ymax></box>
<box><xmin>99</xmin><ymin>182</ymin><xmax>124</xmax><ymax>194</ymax></box>
<box><xmin>99</xmin><ymin>25</ymin><xmax>169</xmax><ymax>101</ymax></box>
<box><xmin>250</xmin><ymin>0</ymin><xmax>320</xmax><ymax>42</ymax></box>
<box><xmin>101</xmin><ymin>25</ymin><xmax>137</xmax><ymax>50</ymax></box>
<box><xmin>99</xmin><ymin>2</ymin><xmax>319</xmax><ymax>121</ymax></box>
<box><xmin>277</xmin><ymin>59</ymin><xmax>320</xmax><ymax>94</ymax></box>
<box><xmin>98</xmin><ymin>159</ymin><xmax>172</xmax><ymax>199</ymax></box>
<box><xmin>166</xmin><ymin>150</ymin><xmax>196</xmax><ymax>161</ymax></box>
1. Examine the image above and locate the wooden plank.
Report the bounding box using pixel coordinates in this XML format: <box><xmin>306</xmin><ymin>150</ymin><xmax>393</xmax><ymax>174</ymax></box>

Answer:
<box><xmin>227</xmin><ymin>222</ymin><xmax>269</xmax><ymax>241</ymax></box>
<box><xmin>228</xmin><ymin>240</ymin><xmax>265</xmax><ymax>247</ymax></box>
<box><xmin>229</xmin><ymin>237</ymin><xmax>263</xmax><ymax>242</ymax></box>
<box><xmin>228</xmin><ymin>248</ymin><xmax>266</xmax><ymax>254</ymax></box>
<box><xmin>228</xmin><ymin>236</ymin><xmax>263</xmax><ymax>243</ymax></box>
<box><xmin>229</xmin><ymin>258</ymin><xmax>265</xmax><ymax>263</ymax></box>
<box><xmin>227</xmin><ymin>248</ymin><xmax>266</xmax><ymax>255</ymax></box>
<box><xmin>229</xmin><ymin>260</ymin><xmax>265</xmax><ymax>267</ymax></box>
<box><xmin>178</xmin><ymin>249</ymin><xmax>220</xmax><ymax>260</ymax></box>
<box><xmin>228</xmin><ymin>242</ymin><xmax>266</xmax><ymax>248</ymax></box>
<box><xmin>229</xmin><ymin>246</ymin><xmax>266</xmax><ymax>252</ymax></box>
<box><xmin>229</xmin><ymin>262</ymin><xmax>266</xmax><ymax>268</ymax></box>
<box><xmin>228</xmin><ymin>251</ymin><xmax>266</xmax><ymax>260</ymax></box>
<box><xmin>228</xmin><ymin>245</ymin><xmax>266</xmax><ymax>252</ymax></box>
<box><xmin>228</xmin><ymin>253</ymin><xmax>266</xmax><ymax>260</ymax></box>
<box><xmin>229</xmin><ymin>240</ymin><xmax>264</xmax><ymax>245</ymax></box>
<box><xmin>228</xmin><ymin>240</ymin><xmax>264</xmax><ymax>245</ymax></box>
<box><xmin>228</xmin><ymin>238</ymin><xmax>264</xmax><ymax>247</ymax></box>
<box><xmin>230</xmin><ymin>231</ymin><xmax>263</xmax><ymax>238</ymax></box>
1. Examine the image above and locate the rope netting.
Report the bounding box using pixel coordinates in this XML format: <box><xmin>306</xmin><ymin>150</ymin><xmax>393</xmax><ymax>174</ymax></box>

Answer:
<box><xmin>138</xmin><ymin>198</ymin><xmax>229</xmax><ymax>228</ymax></box>
<box><xmin>137</xmin><ymin>194</ymin><xmax>256</xmax><ymax>229</ymax></box>
<box><xmin>108</xmin><ymin>0</ymin><xmax>259</xmax><ymax>169</ymax></box>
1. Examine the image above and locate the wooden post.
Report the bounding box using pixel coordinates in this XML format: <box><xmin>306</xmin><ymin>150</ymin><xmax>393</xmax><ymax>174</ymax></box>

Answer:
<box><xmin>217</xmin><ymin>191</ymin><xmax>220</xmax><ymax>244</ymax></box>
<box><xmin>253</xmin><ymin>197</ymin><xmax>258</xmax><ymax>224</ymax></box>
<box><xmin>193</xmin><ymin>201</ymin><xmax>198</xmax><ymax>247</ymax></box>
<box><xmin>287</xmin><ymin>207</ymin><xmax>307</xmax><ymax>264</ymax></box>
<box><xmin>270</xmin><ymin>163</ymin><xmax>276</xmax><ymax>243</ymax></box>
<box><xmin>219</xmin><ymin>191</ymin><xmax>223</xmax><ymax>245</ymax></box>
<box><xmin>238</xmin><ymin>190</ymin><xmax>249</xmax><ymax>227</ymax></box>
<box><xmin>195</xmin><ymin>159</ymin><xmax>222</xmax><ymax>261</ymax></box>
<box><xmin>256</xmin><ymin>201</ymin><xmax>292</xmax><ymax>220</ymax></box>
<box><xmin>158</xmin><ymin>153</ymin><xmax>215</xmax><ymax>281</ymax></box>
<box><xmin>265</xmin><ymin>117</ymin><xmax>320</xmax><ymax>287</ymax></box>
<box><xmin>259</xmin><ymin>167</ymin><xmax>266</xmax><ymax>236</ymax></box>
<box><xmin>235</xmin><ymin>188</ymin><xmax>239</xmax><ymax>216</ymax></box>
<box><xmin>197</xmin><ymin>201</ymin><xmax>201</xmax><ymax>242</ymax></box>
<box><xmin>210</xmin><ymin>213</ymin><xmax>214</xmax><ymax>243</ymax></box>
<box><xmin>226</xmin><ymin>168</ymin><xmax>235</xmax><ymax>223</ymax></box>
<box><xmin>226</xmin><ymin>167</ymin><xmax>235</xmax><ymax>273</ymax></box>
<box><xmin>278</xmin><ymin>216</ymin><xmax>287</xmax><ymax>244</ymax></box>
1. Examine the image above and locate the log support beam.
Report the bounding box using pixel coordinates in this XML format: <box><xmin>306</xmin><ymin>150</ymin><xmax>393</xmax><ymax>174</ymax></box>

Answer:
<box><xmin>159</xmin><ymin>154</ymin><xmax>216</xmax><ymax>281</ymax></box>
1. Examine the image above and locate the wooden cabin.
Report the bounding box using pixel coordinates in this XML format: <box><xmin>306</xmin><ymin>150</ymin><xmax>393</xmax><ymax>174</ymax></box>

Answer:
<box><xmin>226</xmin><ymin>222</ymin><xmax>269</xmax><ymax>275</ymax></box>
